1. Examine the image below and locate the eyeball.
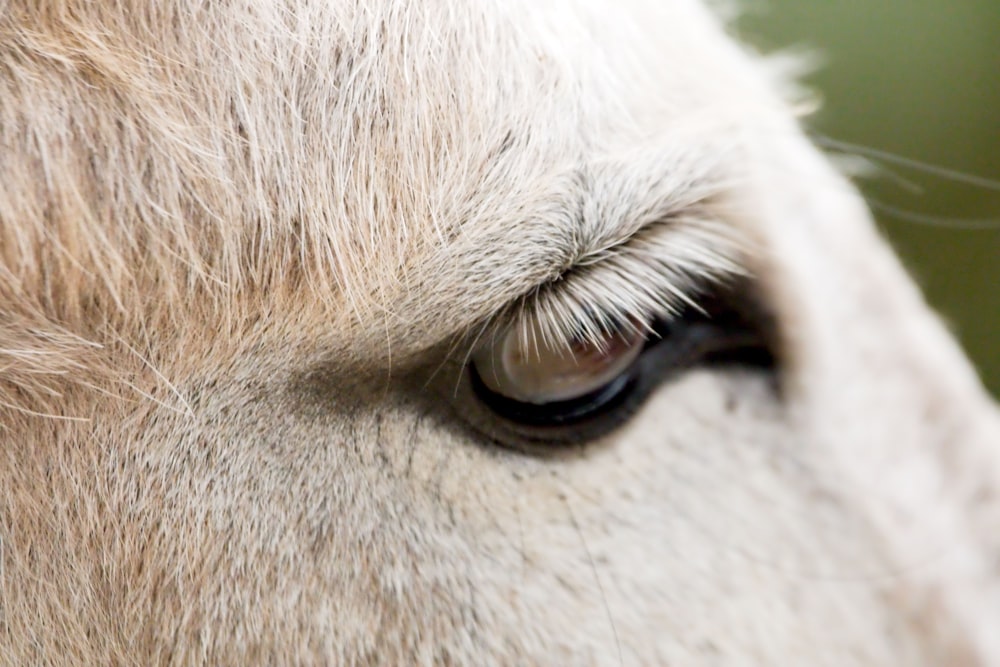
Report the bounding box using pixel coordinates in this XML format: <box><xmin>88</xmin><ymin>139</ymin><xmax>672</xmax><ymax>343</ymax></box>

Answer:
<box><xmin>470</xmin><ymin>318</ymin><xmax>646</xmax><ymax>424</ymax></box>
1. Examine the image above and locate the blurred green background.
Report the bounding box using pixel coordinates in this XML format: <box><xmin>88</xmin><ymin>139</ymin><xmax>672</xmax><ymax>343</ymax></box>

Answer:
<box><xmin>737</xmin><ymin>2</ymin><xmax>999</xmax><ymax>397</ymax></box>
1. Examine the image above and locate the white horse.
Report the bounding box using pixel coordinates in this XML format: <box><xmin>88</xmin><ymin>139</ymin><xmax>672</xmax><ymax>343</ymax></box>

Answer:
<box><xmin>1</xmin><ymin>0</ymin><xmax>998</xmax><ymax>664</ymax></box>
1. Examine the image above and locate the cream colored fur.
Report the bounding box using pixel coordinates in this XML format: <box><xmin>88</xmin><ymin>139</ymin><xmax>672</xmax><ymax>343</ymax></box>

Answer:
<box><xmin>1</xmin><ymin>0</ymin><xmax>999</xmax><ymax>664</ymax></box>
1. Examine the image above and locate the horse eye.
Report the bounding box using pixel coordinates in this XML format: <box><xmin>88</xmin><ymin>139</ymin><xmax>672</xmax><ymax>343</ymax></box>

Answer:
<box><xmin>467</xmin><ymin>282</ymin><xmax>777</xmax><ymax>437</ymax></box>
<box><xmin>470</xmin><ymin>320</ymin><xmax>647</xmax><ymax>427</ymax></box>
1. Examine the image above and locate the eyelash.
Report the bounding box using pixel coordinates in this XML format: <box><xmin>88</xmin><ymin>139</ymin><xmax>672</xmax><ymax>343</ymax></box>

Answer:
<box><xmin>503</xmin><ymin>216</ymin><xmax>746</xmax><ymax>356</ymax></box>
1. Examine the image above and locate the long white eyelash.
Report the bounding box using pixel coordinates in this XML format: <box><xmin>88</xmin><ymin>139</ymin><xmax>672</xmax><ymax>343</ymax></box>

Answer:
<box><xmin>505</xmin><ymin>214</ymin><xmax>749</xmax><ymax>356</ymax></box>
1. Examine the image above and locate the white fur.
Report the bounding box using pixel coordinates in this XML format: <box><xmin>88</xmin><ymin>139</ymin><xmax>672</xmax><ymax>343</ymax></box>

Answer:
<box><xmin>1</xmin><ymin>0</ymin><xmax>998</xmax><ymax>664</ymax></box>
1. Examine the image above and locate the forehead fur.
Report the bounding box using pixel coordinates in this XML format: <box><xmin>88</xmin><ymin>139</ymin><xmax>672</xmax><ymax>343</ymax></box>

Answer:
<box><xmin>0</xmin><ymin>0</ymin><xmax>779</xmax><ymax>308</ymax></box>
<box><xmin>0</xmin><ymin>0</ymin><xmax>786</xmax><ymax>418</ymax></box>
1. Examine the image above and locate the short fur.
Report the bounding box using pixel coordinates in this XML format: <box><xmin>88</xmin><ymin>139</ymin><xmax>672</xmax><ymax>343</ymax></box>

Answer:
<box><xmin>1</xmin><ymin>0</ymin><xmax>998</xmax><ymax>664</ymax></box>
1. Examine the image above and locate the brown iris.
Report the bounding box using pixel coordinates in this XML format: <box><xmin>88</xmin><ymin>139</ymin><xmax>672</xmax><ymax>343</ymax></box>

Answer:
<box><xmin>472</xmin><ymin>320</ymin><xmax>646</xmax><ymax>405</ymax></box>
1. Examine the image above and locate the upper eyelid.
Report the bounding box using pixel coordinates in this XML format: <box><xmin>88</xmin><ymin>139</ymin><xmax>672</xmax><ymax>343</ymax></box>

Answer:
<box><xmin>482</xmin><ymin>214</ymin><xmax>749</xmax><ymax>356</ymax></box>
<box><xmin>495</xmin><ymin>142</ymin><xmax>742</xmax><ymax>309</ymax></box>
<box><xmin>559</xmin><ymin>144</ymin><xmax>738</xmax><ymax>261</ymax></box>
<box><xmin>401</xmin><ymin>135</ymin><xmax>748</xmax><ymax>362</ymax></box>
